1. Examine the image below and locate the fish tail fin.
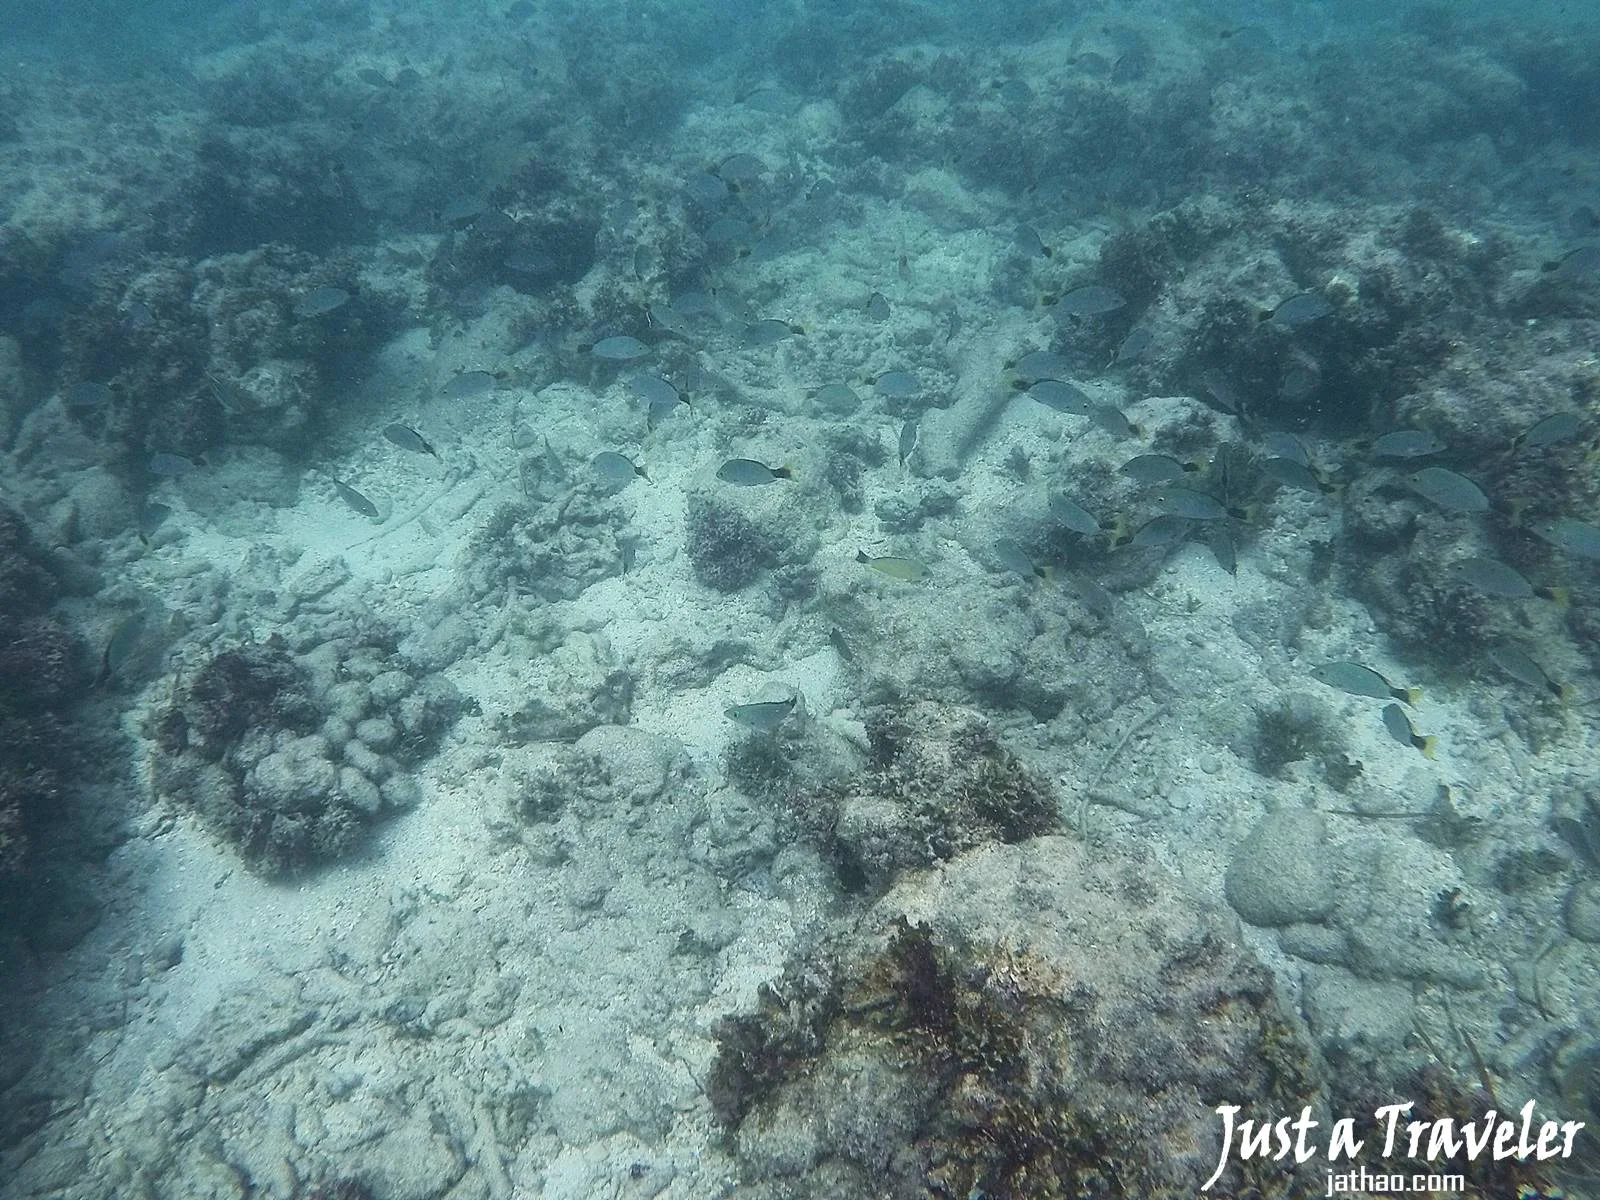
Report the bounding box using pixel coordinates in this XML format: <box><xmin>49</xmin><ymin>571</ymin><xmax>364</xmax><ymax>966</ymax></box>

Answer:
<box><xmin>1556</xmin><ymin>682</ymin><xmax>1578</xmax><ymax>705</ymax></box>
<box><xmin>1417</xmin><ymin>735</ymin><xmax>1438</xmax><ymax>760</ymax></box>
<box><xmin>775</xmin><ymin>465</ymin><xmax>795</xmax><ymax>480</ymax></box>
<box><xmin>1402</xmin><ymin>685</ymin><xmax>1424</xmax><ymax>707</ymax></box>
<box><xmin>1539</xmin><ymin>585</ymin><xmax>1570</xmax><ymax>609</ymax></box>
<box><xmin>855</xmin><ymin>550</ymin><xmax>870</xmax><ymax>565</ymax></box>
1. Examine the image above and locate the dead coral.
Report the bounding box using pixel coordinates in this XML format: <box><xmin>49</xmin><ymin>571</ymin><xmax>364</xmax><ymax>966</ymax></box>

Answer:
<box><xmin>711</xmin><ymin>838</ymin><xmax>1327</xmax><ymax>1199</ymax></box>
<box><xmin>150</xmin><ymin>633</ymin><xmax>458</xmax><ymax>876</ymax></box>
<box><xmin>793</xmin><ymin>700</ymin><xmax>1058</xmax><ymax>891</ymax></box>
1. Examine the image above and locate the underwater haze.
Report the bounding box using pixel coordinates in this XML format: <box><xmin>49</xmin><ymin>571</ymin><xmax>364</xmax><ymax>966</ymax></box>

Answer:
<box><xmin>2</xmin><ymin>1</ymin><xmax>1600</xmax><ymax>1197</ymax></box>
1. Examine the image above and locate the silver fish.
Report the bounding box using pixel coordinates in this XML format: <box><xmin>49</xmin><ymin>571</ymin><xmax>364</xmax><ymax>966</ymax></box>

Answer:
<box><xmin>1047</xmin><ymin>493</ymin><xmax>1100</xmax><ymax>535</ymax></box>
<box><xmin>1027</xmin><ymin>378</ymin><xmax>1094</xmax><ymax>416</ymax></box>
<box><xmin>726</xmin><ymin>697</ymin><xmax>797</xmax><ymax>732</ymax></box>
<box><xmin>383</xmin><ymin>423</ymin><xmax>438</xmax><ymax>458</ymax></box>
<box><xmin>590</xmin><ymin>335</ymin><xmax>651</xmax><ymax>361</ymax></box>
<box><xmin>1053</xmin><ymin>284</ymin><xmax>1126</xmax><ymax>316</ymax></box>
<box><xmin>333</xmin><ymin>479</ymin><xmax>380</xmax><ymax>520</ymax></box>
<box><xmin>1405</xmin><ymin>467</ymin><xmax>1488</xmax><ymax>514</ymax></box>
<box><xmin>897</xmin><ymin>419</ymin><xmax>919</xmax><ymax>466</ymax></box>
<box><xmin>1263</xmin><ymin>291</ymin><xmax>1332</xmax><ymax>329</ymax></box>
<box><xmin>717</xmin><ymin>458</ymin><xmax>792</xmax><ymax>485</ymax></box>
<box><xmin>1370</xmin><ymin>429</ymin><xmax>1445</xmax><ymax>459</ymax></box>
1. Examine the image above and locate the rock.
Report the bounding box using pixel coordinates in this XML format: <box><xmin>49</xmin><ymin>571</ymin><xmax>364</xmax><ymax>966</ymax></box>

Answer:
<box><xmin>1566</xmin><ymin>879</ymin><xmax>1600</xmax><ymax>943</ymax></box>
<box><xmin>1224</xmin><ymin>808</ymin><xmax>1334</xmax><ymax>926</ymax></box>
<box><xmin>711</xmin><ymin>836</ymin><xmax>1322</xmax><ymax>1198</ymax></box>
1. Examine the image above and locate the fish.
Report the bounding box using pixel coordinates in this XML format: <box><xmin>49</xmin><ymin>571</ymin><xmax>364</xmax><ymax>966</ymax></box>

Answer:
<box><xmin>439</xmin><ymin>196</ymin><xmax>488</xmax><ymax>228</ymax></box>
<box><xmin>897</xmin><ymin>419</ymin><xmax>919</xmax><ymax>466</ymax></box>
<box><xmin>66</xmin><ymin>381</ymin><xmax>114</xmax><ymax>414</ymax></box>
<box><xmin>726</xmin><ymin>697</ymin><xmax>798</xmax><ymax>732</ymax></box>
<box><xmin>1199</xmin><ymin>369</ymin><xmax>1245</xmax><ymax>416</ymax></box>
<box><xmin>1369</xmin><ymin>429</ymin><xmax>1445</xmax><ymax>459</ymax></box>
<box><xmin>856</xmin><ymin>550</ymin><xmax>929</xmax><ymax>582</ymax></box>
<box><xmin>744</xmin><ymin>318</ymin><xmax>804</xmax><ymax>346</ymax></box>
<box><xmin>1026</xmin><ymin>379</ymin><xmax>1095</xmax><ymax>416</ymax></box>
<box><xmin>332</xmin><ymin>479</ymin><xmax>381</xmax><ymax>520</ymax></box>
<box><xmin>1127</xmin><ymin>514</ymin><xmax>1192</xmax><ymax>549</ymax></box>
<box><xmin>1050</xmin><ymin>284</ymin><xmax>1127</xmax><ymax>316</ymax></box>
<box><xmin>1091</xmin><ymin>404</ymin><xmax>1140</xmax><ymax>439</ymax></box>
<box><xmin>684</xmin><ymin>171</ymin><xmax>730</xmax><ymax>207</ymax></box>
<box><xmin>1120</xmin><ymin>454</ymin><xmax>1193</xmax><ymax>485</ymax></box>
<box><xmin>1260</xmin><ymin>456</ymin><xmax>1335</xmax><ymax>495</ymax></box>
<box><xmin>593</xmin><ymin>451</ymin><xmax>647</xmax><ymax>486</ymax></box>
<box><xmin>992</xmin><ymin>538</ymin><xmax>1048</xmax><ymax>582</ymax></box>
<box><xmin>504</xmin><ymin>248</ymin><xmax>558</xmax><ymax>276</ymax></box>
<box><xmin>1446</xmin><ymin>556</ymin><xmax>1566</xmax><ymax>604</ymax></box>
<box><xmin>942</xmin><ymin>307</ymin><xmax>963</xmax><ymax>345</ymax></box>
<box><xmin>95</xmin><ymin>609</ymin><xmax>148</xmax><ymax>687</ymax></box>
<box><xmin>717</xmin><ymin>458</ymin><xmax>793</xmax><ymax>485</ymax></box>
<box><xmin>1153</xmin><ymin>487</ymin><xmax>1234</xmax><ymax>522</ymax></box>
<box><xmin>630</xmin><ymin>373</ymin><xmax>689</xmax><ymax>424</ymax></box>
<box><xmin>137</xmin><ymin>501</ymin><xmax>172</xmax><ymax>544</ymax></box>
<box><xmin>1311</xmin><ymin>661</ymin><xmax>1421</xmax><ymax>706</ymax></box>
<box><xmin>872</xmin><ymin>370</ymin><xmax>921</xmax><ymax>399</ymax></box>
<box><xmin>439</xmin><ymin>370</ymin><xmax>496</xmax><ymax>400</ymax></box>
<box><xmin>866</xmin><ymin>292</ymin><xmax>892</xmax><ymax>321</ymax></box>
<box><xmin>1487</xmin><ymin>643</ymin><xmax>1573</xmax><ymax>702</ymax></box>
<box><xmin>1484</xmin><ymin>643</ymin><xmax>1574</xmax><ymax>700</ymax></box>
<box><xmin>383</xmin><ymin>423</ymin><xmax>439</xmax><ymax>458</ymax></box>
<box><xmin>1512</xmin><ymin>412</ymin><xmax>1583</xmax><ymax>451</ymax></box>
<box><xmin>1008</xmin><ymin>350</ymin><xmax>1075</xmax><ymax>383</ymax></box>
<box><xmin>810</xmin><ymin>383</ymin><xmax>862</xmax><ymax>415</ymax></box>
<box><xmin>646</xmin><ymin>302</ymin><xmax>696</xmax><ymax>340</ymax></box>
<box><xmin>1405</xmin><ymin>467</ymin><xmax>1489</xmax><ymax>514</ymax></box>
<box><xmin>717</xmin><ymin>152</ymin><xmax>767</xmax><ymax>185</ymax></box>
<box><xmin>589</xmin><ymin>335</ymin><xmax>651</xmax><ymax>361</ymax></box>
<box><xmin>1541</xmin><ymin>246</ymin><xmax>1600</xmax><ymax>279</ymax></box>
<box><xmin>1532</xmin><ymin>516</ymin><xmax>1600</xmax><ymax>560</ymax></box>
<box><xmin>293</xmin><ymin>286</ymin><xmax>350</xmax><ymax>318</ymax></box>
<box><xmin>1262</xmin><ymin>431</ymin><xmax>1311</xmax><ymax>467</ymax></box>
<box><xmin>1381</xmin><ymin>703</ymin><xmax>1436</xmax><ymax>758</ymax></box>
<box><xmin>1047</xmin><ymin>493</ymin><xmax>1101</xmax><ymax>535</ymax></box>
<box><xmin>148</xmin><ymin>451</ymin><xmax>201</xmax><ymax>478</ymax></box>
<box><xmin>647</xmin><ymin>393</ymin><xmax>688</xmax><ymax>430</ymax></box>
<box><xmin>1062</xmin><ymin>571</ymin><xmax>1115</xmax><ymax>618</ymax></box>
<box><xmin>705</xmin><ymin>216</ymin><xmax>754</xmax><ymax>249</ymax></box>
<box><xmin>720</xmin><ymin>457</ymin><xmax>793</xmax><ymax>486</ymax></box>
<box><xmin>1015</xmin><ymin>223</ymin><xmax>1053</xmax><ymax>258</ymax></box>
<box><xmin>628</xmin><ymin>372</ymin><xmax>684</xmax><ymax>407</ymax></box>
<box><xmin>738</xmin><ymin>86</ymin><xmax>795</xmax><ymax>114</ymax></box>
<box><xmin>1262</xmin><ymin>291</ymin><xmax>1333</xmax><ymax>329</ymax></box>
<box><xmin>1111</xmin><ymin>326</ymin><xmax>1152</xmax><ymax>366</ymax></box>
<box><xmin>670</xmin><ymin>290</ymin><xmax>721</xmax><ymax>318</ymax></box>
<box><xmin>1205</xmin><ymin>523</ymin><xmax>1237</xmax><ymax>575</ymax></box>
